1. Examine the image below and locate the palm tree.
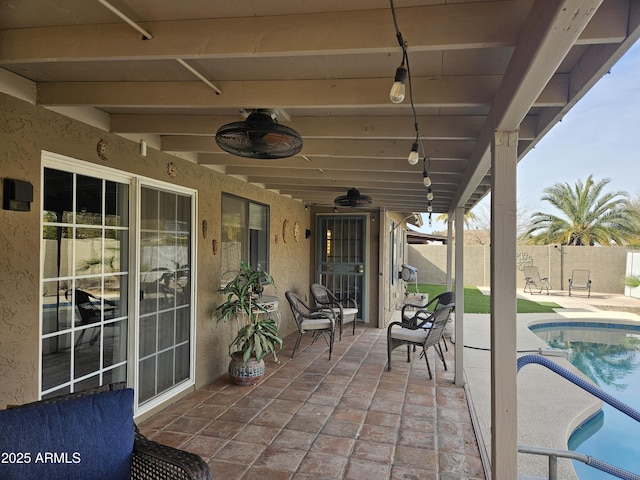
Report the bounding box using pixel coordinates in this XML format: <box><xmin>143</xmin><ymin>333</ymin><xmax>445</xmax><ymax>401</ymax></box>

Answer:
<box><xmin>523</xmin><ymin>175</ymin><xmax>640</xmax><ymax>246</ymax></box>
<box><xmin>435</xmin><ymin>211</ymin><xmax>477</xmax><ymax>228</ymax></box>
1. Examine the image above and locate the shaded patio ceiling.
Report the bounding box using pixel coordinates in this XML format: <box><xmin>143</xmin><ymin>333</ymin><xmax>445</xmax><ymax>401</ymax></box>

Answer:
<box><xmin>1</xmin><ymin>0</ymin><xmax>639</xmax><ymax>215</ymax></box>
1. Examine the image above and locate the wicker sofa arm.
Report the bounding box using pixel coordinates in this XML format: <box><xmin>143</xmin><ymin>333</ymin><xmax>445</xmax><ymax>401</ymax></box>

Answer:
<box><xmin>132</xmin><ymin>430</ymin><xmax>212</xmax><ymax>480</ymax></box>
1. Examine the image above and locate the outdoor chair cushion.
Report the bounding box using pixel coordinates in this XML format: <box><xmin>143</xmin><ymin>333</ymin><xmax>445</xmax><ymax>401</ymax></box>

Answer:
<box><xmin>0</xmin><ymin>389</ymin><xmax>135</xmax><ymax>480</ymax></box>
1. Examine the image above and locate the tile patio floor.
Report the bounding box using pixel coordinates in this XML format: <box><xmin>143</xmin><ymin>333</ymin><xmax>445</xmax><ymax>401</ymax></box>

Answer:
<box><xmin>139</xmin><ymin>326</ymin><xmax>486</xmax><ymax>480</ymax></box>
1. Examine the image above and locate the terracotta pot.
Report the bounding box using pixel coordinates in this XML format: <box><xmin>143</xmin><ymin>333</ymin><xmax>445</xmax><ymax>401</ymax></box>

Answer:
<box><xmin>228</xmin><ymin>351</ymin><xmax>265</xmax><ymax>386</ymax></box>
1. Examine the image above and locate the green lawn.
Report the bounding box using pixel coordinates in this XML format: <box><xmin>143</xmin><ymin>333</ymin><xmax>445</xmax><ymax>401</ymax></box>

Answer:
<box><xmin>407</xmin><ymin>284</ymin><xmax>560</xmax><ymax>314</ymax></box>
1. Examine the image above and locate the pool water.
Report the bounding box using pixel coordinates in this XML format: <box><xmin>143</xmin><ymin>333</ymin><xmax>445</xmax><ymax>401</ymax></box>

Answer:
<box><xmin>531</xmin><ymin>322</ymin><xmax>640</xmax><ymax>479</ymax></box>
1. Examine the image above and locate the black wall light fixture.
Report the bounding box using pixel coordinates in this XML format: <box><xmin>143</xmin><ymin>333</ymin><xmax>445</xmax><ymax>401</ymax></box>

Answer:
<box><xmin>3</xmin><ymin>178</ymin><xmax>34</xmax><ymax>211</ymax></box>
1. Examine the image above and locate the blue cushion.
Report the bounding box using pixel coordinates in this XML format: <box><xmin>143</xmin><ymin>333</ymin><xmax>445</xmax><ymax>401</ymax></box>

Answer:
<box><xmin>0</xmin><ymin>389</ymin><xmax>135</xmax><ymax>480</ymax></box>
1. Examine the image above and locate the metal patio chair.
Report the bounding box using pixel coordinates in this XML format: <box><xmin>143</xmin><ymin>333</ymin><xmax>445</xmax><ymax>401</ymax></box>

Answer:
<box><xmin>285</xmin><ymin>291</ymin><xmax>336</xmax><ymax>360</ymax></box>
<box><xmin>401</xmin><ymin>291</ymin><xmax>455</xmax><ymax>351</ymax></box>
<box><xmin>387</xmin><ymin>304</ymin><xmax>454</xmax><ymax>379</ymax></box>
<box><xmin>310</xmin><ymin>283</ymin><xmax>358</xmax><ymax>341</ymax></box>
<box><xmin>569</xmin><ymin>269</ymin><xmax>592</xmax><ymax>297</ymax></box>
<box><xmin>523</xmin><ymin>266</ymin><xmax>552</xmax><ymax>295</ymax></box>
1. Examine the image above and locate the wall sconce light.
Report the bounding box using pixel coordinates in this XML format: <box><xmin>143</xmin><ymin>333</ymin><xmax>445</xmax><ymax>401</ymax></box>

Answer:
<box><xmin>3</xmin><ymin>178</ymin><xmax>33</xmax><ymax>211</ymax></box>
<box><xmin>140</xmin><ymin>139</ymin><xmax>147</xmax><ymax>157</ymax></box>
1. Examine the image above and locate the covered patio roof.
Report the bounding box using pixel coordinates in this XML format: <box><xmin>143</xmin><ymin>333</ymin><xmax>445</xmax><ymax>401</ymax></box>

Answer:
<box><xmin>2</xmin><ymin>0</ymin><xmax>639</xmax><ymax>215</ymax></box>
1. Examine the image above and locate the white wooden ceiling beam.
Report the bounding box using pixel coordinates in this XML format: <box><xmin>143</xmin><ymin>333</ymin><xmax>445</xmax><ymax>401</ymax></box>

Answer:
<box><xmin>197</xmin><ymin>155</ymin><xmax>466</xmax><ymax>172</ymax></box>
<box><xmin>0</xmin><ymin>2</ymin><xmax>527</xmax><ymax>63</ymax></box>
<box><xmin>110</xmin><ymin>114</ymin><xmax>488</xmax><ymax>139</ymax></box>
<box><xmin>163</xmin><ymin>136</ymin><xmax>475</xmax><ymax>158</ymax></box>
<box><xmin>0</xmin><ymin>0</ymin><xmax>625</xmax><ymax>63</ymax></box>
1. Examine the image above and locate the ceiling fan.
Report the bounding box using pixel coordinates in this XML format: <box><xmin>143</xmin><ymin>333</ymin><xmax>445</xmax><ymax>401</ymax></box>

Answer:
<box><xmin>334</xmin><ymin>188</ymin><xmax>373</xmax><ymax>207</ymax></box>
<box><xmin>215</xmin><ymin>109</ymin><xmax>303</xmax><ymax>159</ymax></box>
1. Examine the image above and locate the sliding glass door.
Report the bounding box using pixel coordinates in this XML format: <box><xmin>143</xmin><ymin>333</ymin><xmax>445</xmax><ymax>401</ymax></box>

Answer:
<box><xmin>41</xmin><ymin>154</ymin><xmax>196</xmax><ymax>413</ymax></box>
<box><xmin>137</xmin><ymin>186</ymin><xmax>194</xmax><ymax>405</ymax></box>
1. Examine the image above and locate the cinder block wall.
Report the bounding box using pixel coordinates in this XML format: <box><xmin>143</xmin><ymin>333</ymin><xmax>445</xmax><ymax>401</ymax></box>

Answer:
<box><xmin>408</xmin><ymin>244</ymin><xmax>631</xmax><ymax>293</ymax></box>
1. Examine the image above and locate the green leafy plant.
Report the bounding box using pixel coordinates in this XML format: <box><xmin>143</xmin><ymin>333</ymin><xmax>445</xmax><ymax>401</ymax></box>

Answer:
<box><xmin>214</xmin><ymin>261</ymin><xmax>282</xmax><ymax>364</ymax></box>
<box><xmin>624</xmin><ymin>274</ymin><xmax>640</xmax><ymax>288</ymax></box>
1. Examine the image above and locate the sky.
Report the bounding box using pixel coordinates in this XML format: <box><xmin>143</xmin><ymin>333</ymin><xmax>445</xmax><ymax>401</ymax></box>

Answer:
<box><xmin>417</xmin><ymin>39</ymin><xmax>640</xmax><ymax>234</ymax></box>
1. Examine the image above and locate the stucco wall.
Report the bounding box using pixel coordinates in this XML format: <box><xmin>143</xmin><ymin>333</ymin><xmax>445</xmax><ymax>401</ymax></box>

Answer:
<box><xmin>409</xmin><ymin>244</ymin><xmax>631</xmax><ymax>293</ymax></box>
<box><xmin>0</xmin><ymin>93</ymin><xmax>311</xmax><ymax>407</ymax></box>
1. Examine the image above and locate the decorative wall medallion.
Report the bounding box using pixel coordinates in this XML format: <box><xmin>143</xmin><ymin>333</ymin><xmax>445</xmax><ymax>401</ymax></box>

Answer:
<box><xmin>167</xmin><ymin>162</ymin><xmax>178</xmax><ymax>178</ymax></box>
<box><xmin>282</xmin><ymin>219</ymin><xmax>289</xmax><ymax>243</ymax></box>
<box><xmin>293</xmin><ymin>222</ymin><xmax>301</xmax><ymax>242</ymax></box>
<box><xmin>97</xmin><ymin>139</ymin><xmax>108</xmax><ymax>161</ymax></box>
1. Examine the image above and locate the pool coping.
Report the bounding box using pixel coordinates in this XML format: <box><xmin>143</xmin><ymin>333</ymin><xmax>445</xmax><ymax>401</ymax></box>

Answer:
<box><xmin>462</xmin><ymin>309</ymin><xmax>640</xmax><ymax>479</ymax></box>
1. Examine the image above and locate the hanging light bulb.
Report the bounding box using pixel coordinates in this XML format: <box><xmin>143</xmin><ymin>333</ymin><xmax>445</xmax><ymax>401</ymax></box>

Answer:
<box><xmin>422</xmin><ymin>157</ymin><xmax>432</xmax><ymax>187</ymax></box>
<box><xmin>427</xmin><ymin>202</ymin><xmax>433</xmax><ymax>213</ymax></box>
<box><xmin>423</xmin><ymin>172</ymin><xmax>432</xmax><ymax>187</ymax></box>
<box><xmin>408</xmin><ymin>142</ymin><xmax>419</xmax><ymax>165</ymax></box>
<box><xmin>428</xmin><ymin>213</ymin><xmax>432</xmax><ymax>227</ymax></box>
<box><xmin>426</xmin><ymin>189</ymin><xmax>433</xmax><ymax>201</ymax></box>
<box><xmin>390</xmin><ymin>64</ymin><xmax>407</xmax><ymax>104</ymax></box>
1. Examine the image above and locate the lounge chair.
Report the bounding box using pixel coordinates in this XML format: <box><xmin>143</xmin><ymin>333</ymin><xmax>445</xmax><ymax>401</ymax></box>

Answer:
<box><xmin>569</xmin><ymin>269</ymin><xmax>592</xmax><ymax>297</ymax></box>
<box><xmin>523</xmin><ymin>266</ymin><xmax>552</xmax><ymax>295</ymax></box>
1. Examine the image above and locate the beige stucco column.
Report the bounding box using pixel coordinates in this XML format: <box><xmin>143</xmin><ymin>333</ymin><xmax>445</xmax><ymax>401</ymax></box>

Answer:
<box><xmin>490</xmin><ymin>130</ymin><xmax>519</xmax><ymax>479</ymax></box>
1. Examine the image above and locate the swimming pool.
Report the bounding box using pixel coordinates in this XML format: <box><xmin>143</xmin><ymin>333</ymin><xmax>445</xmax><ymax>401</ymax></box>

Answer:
<box><xmin>530</xmin><ymin>322</ymin><xmax>640</xmax><ymax>479</ymax></box>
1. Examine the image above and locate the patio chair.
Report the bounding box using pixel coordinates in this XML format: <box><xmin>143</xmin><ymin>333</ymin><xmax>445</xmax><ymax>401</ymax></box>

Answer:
<box><xmin>66</xmin><ymin>288</ymin><xmax>117</xmax><ymax>346</ymax></box>
<box><xmin>401</xmin><ymin>291</ymin><xmax>455</xmax><ymax>351</ymax></box>
<box><xmin>523</xmin><ymin>266</ymin><xmax>552</xmax><ymax>295</ymax></box>
<box><xmin>386</xmin><ymin>304</ymin><xmax>454</xmax><ymax>379</ymax></box>
<box><xmin>285</xmin><ymin>291</ymin><xmax>336</xmax><ymax>360</ymax></box>
<box><xmin>310</xmin><ymin>283</ymin><xmax>358</xmax><ymax>341</ymax></box>
<box><xmin>569</xmin><ymin>269</ymin><xmax>592</xmax><ymax>297</ymax></box>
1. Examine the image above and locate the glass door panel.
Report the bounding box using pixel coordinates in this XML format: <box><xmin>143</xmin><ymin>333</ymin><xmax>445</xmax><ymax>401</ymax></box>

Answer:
<box><xmin>41</xmin><ymin>168</ymin><xmax>129</xmax><ymax>399</ymax></box>
<box><xmin>138</xmin><ymin>186</ymin><xmax>193</xmax><ymax>405</ymax></box>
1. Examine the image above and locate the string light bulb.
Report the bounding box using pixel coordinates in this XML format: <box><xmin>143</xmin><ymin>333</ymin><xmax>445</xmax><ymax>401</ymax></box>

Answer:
<box><xmin>428</xmin><ymin>213</ymin><xmax>432</xmax><ymax>226</ymax></box>
<box><xmin>390</xmin><ymin>64</ymin><xmax>407</xmax><ymax>104</ymax></box>
<box><xmin>422</xmin><ymin>158</ymin><xmax>431</xmax><ymax>187</ymax></box>
<box><xmin>423</xmin><ymin>172</ymin><xmax>432</xmax><ymax>187</ymax></box>
<box><xmin>408</xmin><ymin>142</ymin><xmax>419</xmax><ymax>165</ymax></box>
<box><xmin>426</xmin><ymin>189</ymin><xmax>433</xmax><ymax>201</ymax></box>
<box><xmin>427</xmin><ymin>202</ymin><xmax>433</xmax><ymax>213</ymax></box>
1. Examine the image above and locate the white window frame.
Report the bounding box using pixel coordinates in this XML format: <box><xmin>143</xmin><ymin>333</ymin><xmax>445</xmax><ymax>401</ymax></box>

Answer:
<box><xmin>40</xmin><ymin>151</ymin><xmax>197</xmax><ymax>417</ymax></box>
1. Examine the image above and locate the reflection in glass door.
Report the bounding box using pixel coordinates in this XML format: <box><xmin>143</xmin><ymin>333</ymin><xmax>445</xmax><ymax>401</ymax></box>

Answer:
<box><xmin>138</xmin><ymin>186</ymin><xmax>193</xmax><ymax>405</ymax></box>
<box><xmin>316</xmin><ymin>215</ymin><xmax>366</xmax><ymax>321</ymax></box>
<box><xmin>41</xmin><ymin>167</ymin><xmax>129</xmax><ymax>398</ymax></box>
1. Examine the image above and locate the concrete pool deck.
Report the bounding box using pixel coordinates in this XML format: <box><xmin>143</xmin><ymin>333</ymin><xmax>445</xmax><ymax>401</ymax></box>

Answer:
<box><xmin>462</xmin><ymin>288</ymin><xmax>640</xmax><ymax>479</ymax></box>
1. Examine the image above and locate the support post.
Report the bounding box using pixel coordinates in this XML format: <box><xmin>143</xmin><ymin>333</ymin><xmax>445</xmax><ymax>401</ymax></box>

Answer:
<box><xmin>454</xmin><ymin>208</ymin><xmax>465</xmax><ymax>387</ymax></box>
<box><xmin>490</xmin><ymin>130</ymin><xmax>519</xmax><ymax>479</ymax></box>
<box><xmin>446</xmin><ymin>220</ymin><xmax>453</xmax><ymax>291</ymax></box>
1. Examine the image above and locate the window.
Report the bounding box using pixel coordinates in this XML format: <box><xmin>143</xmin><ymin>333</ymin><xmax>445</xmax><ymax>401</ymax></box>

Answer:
<box><xmin>221</xmin><ymin>194</ymin><xmax>269</xmax><ymax>281</ymax></box>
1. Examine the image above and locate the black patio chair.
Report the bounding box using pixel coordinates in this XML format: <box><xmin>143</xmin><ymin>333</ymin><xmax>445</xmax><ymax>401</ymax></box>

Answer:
<box><xmin>387</xmin><ymin>304</ymin><xmax>454</xmax><ymax>379</ymax></box>
<box><xmin>285</xmin><ymin>291</ymin><xmax>336</xmax><ymax>360</ymax></box>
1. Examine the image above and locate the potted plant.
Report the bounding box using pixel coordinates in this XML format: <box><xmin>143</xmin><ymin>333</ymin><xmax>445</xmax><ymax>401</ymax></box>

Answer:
<box><xmin>214</xmin><ymin>261</ymin><xmax>282</xmax><ymax>385</ymax></box>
